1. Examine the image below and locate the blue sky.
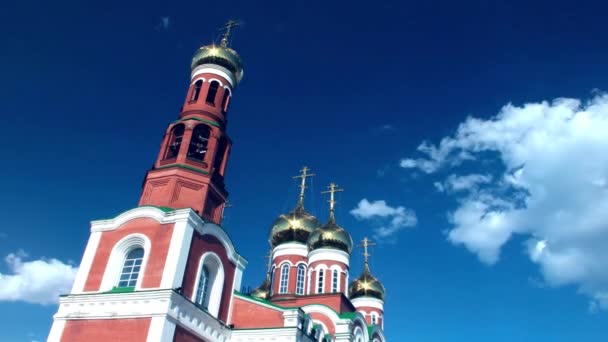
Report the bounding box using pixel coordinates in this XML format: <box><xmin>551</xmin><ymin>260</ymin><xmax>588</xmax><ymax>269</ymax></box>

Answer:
<box><xmin>1</xmin><ymin>0</ymin><xmax>608</xmax><ymax>341</ymax></box>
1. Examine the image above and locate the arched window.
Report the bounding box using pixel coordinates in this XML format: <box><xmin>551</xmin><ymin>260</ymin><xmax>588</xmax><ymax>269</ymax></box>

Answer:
<box><xmin>117</xmin><ymin>248</ymin><xmax>144</xmax><ymax>288</ymax></box>
<box><xmin>165</xmin><ymin>124</ymin><xmax>184</xmax><ymax>159</ymax></box>
<box><xmin>193</xmin><ymin>252</ymin><xmax>225</xmax><ymax>317</ymax></box>
<box><xmin>317</xmin><ymin>269</ymin><xmax>325</xmax><ymax>294</ymax></box>
<box><xmin>296</xmin><ymin>265</ymin><xmax>306</xmax><ymax>295</ymax></box>
<box><xmin>206</xmin><ymin>81</ymin><xmax>219</xmax><ymax>105</ymax></box>
<box><xmin>332</xmin><ymin>269</ymin><xmax>339</xmax><ymax>293</ymax></box>
<box><xmin>221</xmin><ymin>90</ymin><xmax>230</xmax><ymax>112</ymax></box>
<box><xmin>371</xmin><ymin>312</ymin><xmax>378</xmax><ymax>325</ymax></box>
<box><xmin>187</xmin><ymin>124</ymin><xmax>211</xmax><ymax>162</ymax></box>
<box><xmin>190</xmin><ymin>79</ymin><xmax>203</xmax><ymax>102</ymax></box>
<box><xmin>194</xmin><ymin>265</ymin><xmax>210</xmax><ymax>308</ymax></box>
<box><xmin>279</xmin><ymin>264</ymin><xmax>289</xmax><ymax>294</ymax></box>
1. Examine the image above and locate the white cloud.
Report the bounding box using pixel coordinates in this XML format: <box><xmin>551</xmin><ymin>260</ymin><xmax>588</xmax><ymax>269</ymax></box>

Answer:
<box><xmin>0</xmin><ymin>251</ymin><xmax>78</xmax><ymax>305</ymax></box>
<box><xmin>350</xmin><ymin>199</ymin><xmax>417</xmax><ymax>240</ymax></box>
<box><xmin>401</xmin><ymin>94</ymin><xmax>608</xmax><ymax>310</ymax></box>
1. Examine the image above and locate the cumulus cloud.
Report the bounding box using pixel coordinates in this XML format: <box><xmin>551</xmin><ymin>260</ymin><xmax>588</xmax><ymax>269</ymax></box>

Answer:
<box><xmin>0</xmin><ymin>251</ymin><xmax>77</xmax><ymax>305</ymax></box>
<box><xmin>401</xmin><ymin>94</ymin><xmax>608</xmax><ymax>309</ymax></box>
<box><xmin>350</xmin><ymin>199</ymin><xmax>417</xmax><ymax>240</ymax></box>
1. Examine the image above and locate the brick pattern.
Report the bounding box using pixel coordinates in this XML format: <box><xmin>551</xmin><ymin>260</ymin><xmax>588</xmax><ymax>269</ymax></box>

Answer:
<box><xmin>60</xmin><ymin>318</ymin><xmax>151</xmax><ymax>342</ymax></box>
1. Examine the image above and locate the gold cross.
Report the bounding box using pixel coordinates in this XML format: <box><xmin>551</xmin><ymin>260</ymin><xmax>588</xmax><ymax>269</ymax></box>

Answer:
<box><xmin>357</xmin><ymin>237</ymin><xmax>376</xmax><ymax>264</ymax></box>
<box><xmin>219</xmin><ymin>20</ymin><xmax>240</xmax><ymax>47</ymax></box>
<box><xmin>220</xmin><ymin>201</ymin><xmax>233</xmax><ymax>221</ymax></box>
<box><xmin>321</xmin><ymin>182</ymin><xmax>344</xmax><ymax>212</ymax></box>
<box><xmin>293</xmin><ymin>166</ymin><xmax>315</xmax><ymax>205</ymax></box>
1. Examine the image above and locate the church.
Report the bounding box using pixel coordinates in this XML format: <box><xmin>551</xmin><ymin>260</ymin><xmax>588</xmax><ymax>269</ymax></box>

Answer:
<box><xmin>47</xmin><ymin>23</ymin><xmax>387</xmax><ymax>342</ymax></box>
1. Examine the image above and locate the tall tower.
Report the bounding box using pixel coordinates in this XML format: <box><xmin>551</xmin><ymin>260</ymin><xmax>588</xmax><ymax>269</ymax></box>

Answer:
<box><xmin>49</xmin><ymin>23</ymin><xmax>249</xmax><ymax>342</ymax></box>
<box><xmin>139</xmin><ymin>21</ymin><xmax>243</xmax><ymax>223</ymax></box>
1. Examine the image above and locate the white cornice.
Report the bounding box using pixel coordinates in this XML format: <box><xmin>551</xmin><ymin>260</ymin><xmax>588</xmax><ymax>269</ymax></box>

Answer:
<box><xmin>351</xmin><ymin>297</ymin><xmax>384</xmax><ymax>310</ymax></box>
<box><xmin>54</xmin><ymin>290</ymin><xmax>231</xmax><ymax>342</ymax></box>
<box><xmin>308</xmin><ymin>248</ymin><xmax>350</xmax><ymax>266</ymax></box>
<box><xmin>191</xmin><ymin>65</ymin><xmax>235</xmax><ymax>87</ymax></box>
<box><xmin>273</xmin><ymin>243</ymin><xmax>309</xmax><ymax>258</ymax></box>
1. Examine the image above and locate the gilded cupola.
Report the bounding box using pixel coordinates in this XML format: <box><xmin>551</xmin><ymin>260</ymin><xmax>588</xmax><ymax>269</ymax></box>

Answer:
<box><xmin>250</xmin><ymin>251</ymin><xmax>273</xmax><ymax>300</ymax></box>
<box><xmin>349</xmin><ymin>238</ymin><xmax>385</xmax><ymax>301</ymax></box>
<box><xmin>191</xmin><ymin>20</ymin><xmax>244</xmax><ymax>83</ymax></box>
<box><xmin>269</xmin><ymin>167</ymin><xmax>321</xmax><ymax>248</ymax></box>
<box><xmin>307</xmin><ymin>183</ymin><xmax>353</xmax><ymax>254</ymax></box>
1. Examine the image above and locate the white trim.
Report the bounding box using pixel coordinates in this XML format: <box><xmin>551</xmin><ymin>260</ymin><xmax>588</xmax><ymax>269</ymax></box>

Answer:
<box><xmin>316</xmin><ymin>268</ymin><xmax>326</xmax><ymax>294</ymax></box>
<box><xmin>331</xmin><ymin>268</ymin><xmax>340</xmax><ymax>293</ymax></box>
<box><xmin>71</xmin><ymin>231</ymin><xmax>102</xmax><ymax>293</ymax></box>
<box><xmin>90</xmin><ymin>208</ymin><xmax>247</xmax><ymax>269</ymax></box>
<box><xmin>222</xmin><ymin>85</ymin><xmax>232</xmax><ymax>96</ymax></box>
<box><xmin>47</xmin><ymin>319</ymin><xmax>66</xmax><ymax>342</ymax></box>
<box><xmin>278</xmin><ymin>263</ymin><xmax>290</xmax><ymax>294</ymax></box>
<box><xmin>190</xmin><ymin>77</ymin><xmax>206</xmax><ymax>85</ymax></box>
<box><xmin>192</xmin><ymin>251</ymin><xmax>225</xmax><ymax>318</ymax></box>
<box><xmin>160</xmin><ymin>219</ymin><xmax>193</xmax><ymax>288</ymax></box>
<box><xmin>295</xmin><ymin>264</ymin><xmax>307</xmax><ymax>295</ymax></box>
<box><xmin>308</xmin><ymin>248</ymin><xmax>350</xmax><ymax>266</ymax></box>
<box><xmin>207</xmin><ymin>77</ymin><xmax>224</xmax><ymax>87</ymax></box>
<box><xmin>226</xmin><ymin>255</ymin><xmax>245</xmax><ymax>325</ymax></box>
<box><xmin>191</xmin><ymin>66</ymin><xmax>235</xmax><ymax>87</ymax></box>
<box><xmin>100</xmin><ymin>233</ymin><xmax>152</xmax><ymax>292</ymax></box>
<box><xmin>146</xmin><ymin>316</ymin><xmax>176</xmax><ymax>342</ymax></box>
<box><xmin>273</xmin><ymin>243</ymin><xmax>309</xmax><ymax>258</ymax></box>
<box><xmin>351</xmin><ymin>297</ymin><xmax>385</xmax><ymax>310</ymax></box>
<box><xmin>53</xmin><ymin>290</ymin><xmax>231</xmax><ymax>342</ymax></box>
<box><xmin>276</xmin><ymin>260</ymin><xmax>294</xmax><ymax>267</ymax></box>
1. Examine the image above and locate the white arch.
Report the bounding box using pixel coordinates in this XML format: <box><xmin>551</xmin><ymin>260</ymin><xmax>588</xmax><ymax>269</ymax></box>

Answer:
<box><xmin>353</xmin><ymin>326</ymin><xmax>365</xmax><ymax>342</ymax></box>
<box><xmin>100</xmin><ymin>233</ymin><xmax>151</xmax><ymax>291</ymax></box>
<box><xmin>193</xmin><ymin>251</ymin><xmax>225</xmax><ymax>318</ymax></box>
<box><xmin>207</xmin><ymin>77</ymin><xmax>225</xmax><ymax>87</ymax></box>
<box><xmin>190</xmin><ymin>77</ymin><xmax>207</xmax><ymax>85</ymax></box>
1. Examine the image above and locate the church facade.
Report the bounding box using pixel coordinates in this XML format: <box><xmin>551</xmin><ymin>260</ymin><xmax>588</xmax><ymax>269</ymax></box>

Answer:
<box><xmin>47</xmin><ymin>25</ymin><xmax>386</xmax><ymax>342</ymax></box>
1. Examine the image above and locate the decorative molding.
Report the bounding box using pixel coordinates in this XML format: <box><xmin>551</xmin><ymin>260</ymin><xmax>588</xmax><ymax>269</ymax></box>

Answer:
<box><xmin>273</xmin><ymin>243</ymin><xmax>309</xmax><ymax>258</ymax></box>
<box><xmin>308</xmin><ymin>249</ymin><xmax>350</xmax><ymax>267</ymax></box>
<box><xmin>191</xmin><ymin>66</ymin><xmax>235</xmax><ymax>87</ymax></box>
<box><xmin>71</xmin><ymin>231</ymin><xmax>102</xmax><ymax>293</ymax></box>
<box><xmin>351</xmin><ymin>297</ymin><xmax>384</xmax><ymax>311</ymax></box>
<box><xmin>53</xmin><ymin>290</ymin><xmax>231</xmax><ymax>342</ymax></box>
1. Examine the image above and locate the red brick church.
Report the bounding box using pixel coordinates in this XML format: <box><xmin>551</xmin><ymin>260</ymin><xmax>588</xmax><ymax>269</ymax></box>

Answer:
<box><xmin>47</xmin><ymin>23</ymin><xmax>387</xmax><ymax>342</ymax></box>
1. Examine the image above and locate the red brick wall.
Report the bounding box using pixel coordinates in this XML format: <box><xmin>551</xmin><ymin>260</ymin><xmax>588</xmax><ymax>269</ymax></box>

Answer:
<box><xmin>173</xmin><ymin>326</ymin><xmax>208</xmax><ymax>342</ymax></box>
<box><xmin>356</xmin><ymin>306</ymin><xmax>383</xmax><ymax>326</ymax></box>
<box><xmin>271</xmin><ymin>293</ymin><xmax>355</xmax><ymax>314</ymax></box>
<box><xmin>272</xmin><ymin>254</ymin><xmax>307</xmax><ymax>295</ymax></box>
<box><xmin>61</xmin><ymin>318</ymin><xmax>151</xmax><ymax>342</ymax></box>
<box><xmin>230</xmin><ymin>297</ymin><xmax>284</xmax><ymax>328</ymax></box>
<box><xmin>181</xmin><ymin>232</ymin><xmax>235</xmax><ymax>322</ymax></box>
<box><xmin>84</xmin><ymin>218</ymin><xmax>174</xmax><ymax>291</ymax></box>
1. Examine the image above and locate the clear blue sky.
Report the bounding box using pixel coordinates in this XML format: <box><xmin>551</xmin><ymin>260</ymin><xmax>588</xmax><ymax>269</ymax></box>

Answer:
<box><xmin>1</xmin><ymin>0</ymin><xmax>608</xmax><ymax>341</ymax></box>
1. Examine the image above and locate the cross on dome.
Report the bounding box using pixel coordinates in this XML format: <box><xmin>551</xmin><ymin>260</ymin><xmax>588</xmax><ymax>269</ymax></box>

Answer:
<box><xmin>219</xmin><ymin>20</ymin><xmax>240</xmax><ymax>48</ymax></box>
<box><xmin>292</xmin><ymin>166</ymin><xmax>315</xmax><ymax>207</ymax></box>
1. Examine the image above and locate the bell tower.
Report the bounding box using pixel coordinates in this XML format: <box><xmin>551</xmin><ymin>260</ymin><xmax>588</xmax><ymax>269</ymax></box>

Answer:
<box><xmin>139</xmin><ymin>21</ymin><xmax>243</xmax><ymax>223</ymax></box>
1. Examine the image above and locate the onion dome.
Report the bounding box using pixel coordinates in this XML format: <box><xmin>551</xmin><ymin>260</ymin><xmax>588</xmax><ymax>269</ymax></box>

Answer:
<box><xmin>191</xmin><ymin>21</ymin><xmax>244</xmax><ymax>83</ymax></box>
<box><xmin>307</xmin><ymin>213</ymin><xmax>353</xmax><ymax>254</ymax></box>
<box><xmin>250</xmin><ymin>274</ymin><xmax>271</xmax><ymax>300</ymax></box>
<box><xmin>307</xmin><ymin>182</ymin><xmax>353</xmax><ymax>254</ymax></box>
<box><xmin>349</xmin><ymin>263</ymin><xmax>385</xmax><ymax>301</ymax></box>
<box><xmin>269</xmin><ymin>203</ymin><xmax>321</xmax><ymax>248</ymax></box>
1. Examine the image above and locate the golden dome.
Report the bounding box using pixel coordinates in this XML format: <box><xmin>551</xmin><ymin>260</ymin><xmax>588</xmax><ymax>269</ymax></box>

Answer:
<box><xmin>307</xmin><ymin>215</ymin><xmax>354</xmax><ymax>254</ymax></box>
<box><xmin>191</xmin><ymin>44</ymin><xmax>244</xmax><ymax>83</ymax></box>
<box><xmin>349</xmin><ymin>263</ymin><xmax>385</xmax><ymax>301</ymax></box>
<box><xmin>250</xmin><ymin>274</ymin><xmax>271</xmax><ymax>300</ymax></box>
<box><xmin>269</xmin><ymin>203</ymin><xmax>321</xmax><ymax>248</ymax></box>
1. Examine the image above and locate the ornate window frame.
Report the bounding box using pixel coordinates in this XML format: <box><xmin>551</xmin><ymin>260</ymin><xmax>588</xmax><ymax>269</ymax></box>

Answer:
<box><xmin>100</xmin><ymin>233</ymin><xmax>151</xmax><ymax>292</ymax></box>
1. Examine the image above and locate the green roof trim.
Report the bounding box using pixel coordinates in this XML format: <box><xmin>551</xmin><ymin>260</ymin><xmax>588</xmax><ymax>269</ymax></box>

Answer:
<box><xmin>139</xmin><ymin>205</ymin><xmax>176</xmax><ymax>213</ymax></box>
<box><xmin>233</xmin><ymin>291</ymin><xmax>294</xmax><ymax>311</ymax></box>
<box><xmin>155</xmin><ymin>163</ymin><xmax>210</xmax><ymax>175</ymax></box>
<box><xmin>105</xmin><ymin>286</ymin><xmax>135</xmax><ymax>294</ymax></box>
<box><xmin>173</xmin><ymin>117</ymin><xmax>220</xmax><ymax>127</ymax></box>
<box><xmin>339</xmin><ymin>312</ymin><xmax>358</xmax><ymax>320</ymax></box>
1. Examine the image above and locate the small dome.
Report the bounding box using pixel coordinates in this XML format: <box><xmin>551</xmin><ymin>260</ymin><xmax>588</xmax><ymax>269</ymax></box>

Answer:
<box><xmin>191</xmin><ymin>45</ymin><xmax>244</xmax><ymax>83</ymax></box>
<box><xmin>269</xmin><ymin>204</ymin><xmax>321</xmax><ymax>248</ymax></box>
<box><xmin>349</xmin><ymin>264</ymin><xmax>385</xmax><ymax>301</ymax></box>
<box><xmin>307</xmin><ymin>216</ymin><xmax>353</xmax><ymax>254</ymax></box>
<box><xmin>250</xmin><ymin>275</ymin><xmax>271</xmax><ymax>300</ymax></box>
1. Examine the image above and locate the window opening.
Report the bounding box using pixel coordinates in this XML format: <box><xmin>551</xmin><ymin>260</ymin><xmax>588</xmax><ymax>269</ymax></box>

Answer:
<box><xmin>117</xmin><ymin>248</ymin><xmax>144</xmax><ymax>288</ymax></box>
